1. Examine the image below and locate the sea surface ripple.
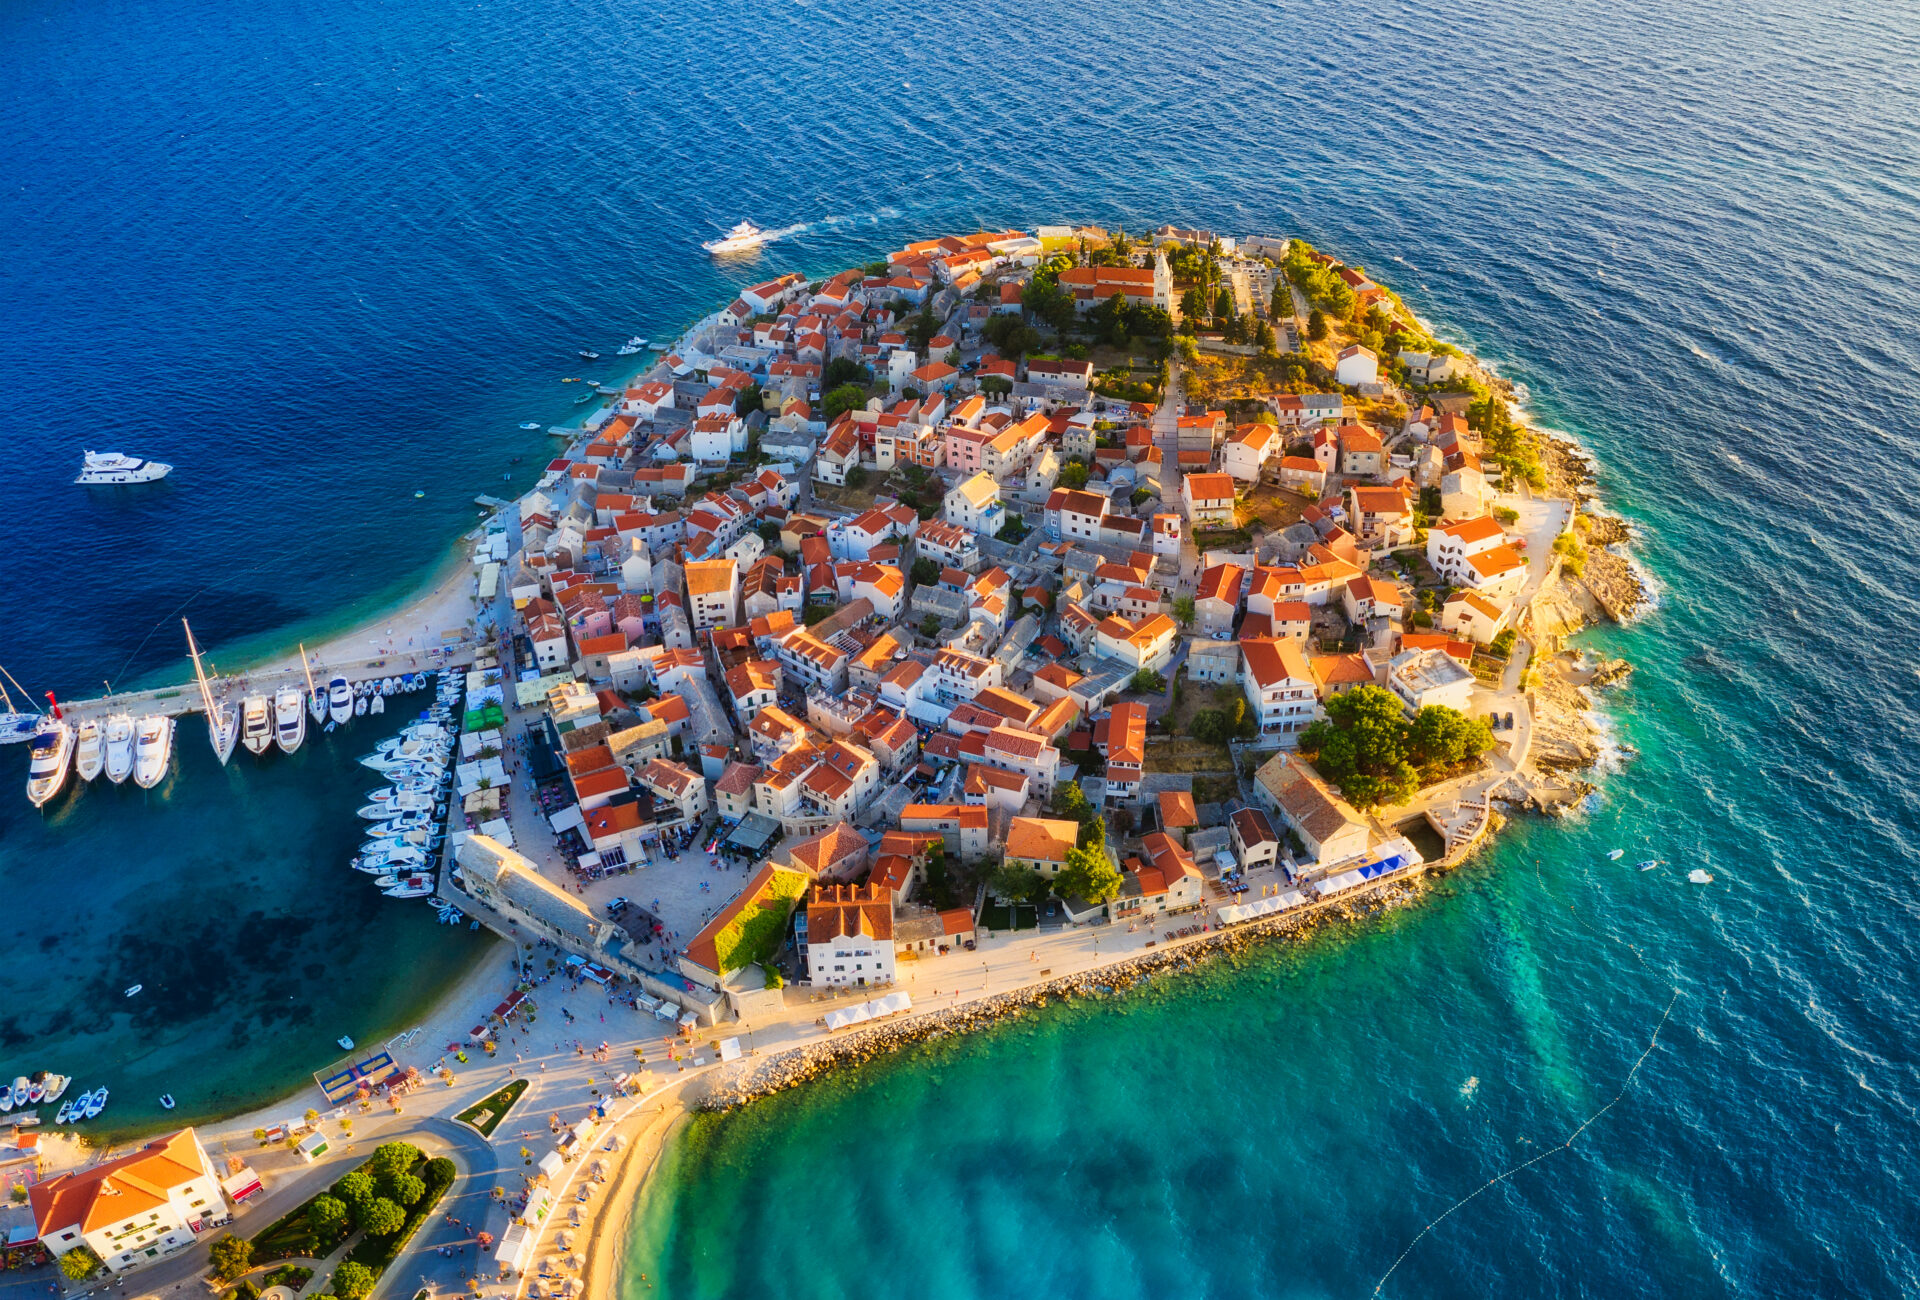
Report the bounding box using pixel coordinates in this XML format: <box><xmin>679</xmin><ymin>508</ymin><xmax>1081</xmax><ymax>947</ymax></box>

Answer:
<box><xmin>4</xmin><ymin>0</ymin><xmax>1920</xmax><ymax>1291</ymax></box>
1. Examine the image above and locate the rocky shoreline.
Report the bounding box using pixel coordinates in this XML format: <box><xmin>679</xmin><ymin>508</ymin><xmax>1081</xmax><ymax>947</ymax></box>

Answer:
<box><xmin>697</xmin><ymin>881</ymin><xmax>1423</xmax><ymax>1110</ymax></box>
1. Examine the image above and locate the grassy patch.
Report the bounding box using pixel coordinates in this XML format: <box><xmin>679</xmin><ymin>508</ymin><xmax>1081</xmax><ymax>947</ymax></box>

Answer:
<box><xmin>1192</xmin><ymin>526</ymin><xmax>1254</xmax><ymax>551</ymax></box>
<box><xmin>1144</xmin><ymin>736</ymin><xmax>1234</xmax><ymax>773</ymax></box>
<box><xmin>455</xmin><ymin>1078</ymin><xmax>528</xmax><ymax>1138</ymax></box>
<box><xmin>251</xmin><ymin>1201</ymin><xmax>351</xmax><ymax>1264</ymax></box>
<box><xmin>1191</xmin><ymin>775</ymin><xmax>1240</xmax><ymax>805</ymax></box>
<box><xmin>709</xmin><ymin>866</ymin><xmax>809</xmax><ymax>974</ymax></box>
<box><xmin>980</xmin><ymin>903</ymin><xmax>1038</xmax><ymax>931</ymax></box>
<box><xmin>261</xmin><ymin>1266</ymin><xmax>314</xmax><ymax>1292</ymax></box>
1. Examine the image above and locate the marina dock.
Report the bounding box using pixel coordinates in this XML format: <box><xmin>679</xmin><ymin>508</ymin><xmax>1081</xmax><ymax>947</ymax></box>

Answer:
<box><xmin>42</xmin><ymin>645</ymin><xmax>477</xmax><ymax>729</ymax></box>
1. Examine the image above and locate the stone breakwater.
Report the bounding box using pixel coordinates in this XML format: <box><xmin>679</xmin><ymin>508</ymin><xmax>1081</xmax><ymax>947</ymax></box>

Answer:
<box><xmin>696</xmin><ymin>882</ymin><xmax>1423</xmax><ymax>1111</ymax></box>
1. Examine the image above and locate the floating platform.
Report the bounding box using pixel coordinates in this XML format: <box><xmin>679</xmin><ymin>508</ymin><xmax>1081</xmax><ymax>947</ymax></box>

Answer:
<box><xmin>315</xmin><ymin>1047</ymin><xmax>400</xmax><ymax>1104</ymax></box>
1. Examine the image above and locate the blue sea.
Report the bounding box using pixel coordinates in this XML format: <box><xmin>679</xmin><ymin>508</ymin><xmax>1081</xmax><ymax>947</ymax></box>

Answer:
<box><xmin>6</xmin><ymin>0</ymin><xmax>1920</xmax><ymax>1291</ymax></box>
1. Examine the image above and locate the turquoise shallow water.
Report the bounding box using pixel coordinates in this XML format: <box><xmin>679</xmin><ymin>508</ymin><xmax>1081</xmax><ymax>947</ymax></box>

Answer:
<box><xmin>6</xmin><ymin>0</ymin><xmax>1920</xmax><ymax>1289</ymax></box>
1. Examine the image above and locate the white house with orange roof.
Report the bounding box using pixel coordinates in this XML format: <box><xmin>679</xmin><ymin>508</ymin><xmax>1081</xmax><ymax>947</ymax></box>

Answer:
<box><xmin>1441</xmin><ymin>589</ymin><xmax>1511</xmax><ymax>644</ymax></box>
<box><xmin>1221</xmin><ymin>422</ymin><xmax>1281</xmax><ymax>482</ymax></box>
<box><xmin>1426</xmin><ymin>516</ymin><xmax>1517</xmax><ymax>588</ymax></box>
<box><xmin>684</xmin><ymin>558</ymin><xmax>740</xmax><ymax>631</ymax></box>
<box><xmin>944</xmin><ymin>472</ymin><xmax>1005</xmax><ymax>535</ymax></box>
<box><xmin>1241</xmin><ymin>637</ymin><xmax>1318</xmax><ymax>741</ymax></box>
<box><xmin>1093</xmin><ymin>613</ymin><xmax>1178</xmax><ymax>673</ymax></box>
<box><xmin>31</xmin><ymin>1129</ymin><xmax>229</xmax><ymax>1274</ymax></box>
<box><xmin>1335</xmin><ymin>344</ymin><xmax>1379</xmax><ymax>387</ymax></box>
<box><xmin>1181</xmin><ymin>472</ymin><xmax>1237</xmax><ymax>525</ymax></box>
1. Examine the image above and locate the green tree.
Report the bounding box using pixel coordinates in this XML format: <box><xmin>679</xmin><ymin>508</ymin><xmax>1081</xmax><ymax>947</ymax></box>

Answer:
<box><xmin>1172</xmin><ymin>594</ymin><xmax>1196</xmax><ymax>627</ymax></box>
<box><xmin>823</xmin><ymin>384</ymin><xmax>868</xmax><ymax>422</ymax></box>
<box><xmin>980</xmin><ymin>374</ymin><xmax>1013</xmax><ymax>396</ymax></box>
<box><xmin>331</xmin><ymin>1262</ymin><xmax>376</xmax><ymax>1300</ymax></box>
<box><xmin>1051</xmin><ymin>779</ymin><xmax>1092</xmax><ymax>823</ymax></box>
<box><xmin>822</xmin><ymin>357</ymin><xmax>871</xmax><ymax>389</ymax></box>
<box><xmin>1180</xmin><ymin>285</ymin><xmax>1209</xmax><ymax>320</ymax></box>
<box><xmin>1058</xmin><ymin>460</ymin><xmax>1091</xmax><ymax>489</ymax></box>
<box><xmin>990</xmin><ymin>860</ymin><xmax>1046</xmax><ymax>904</ymax></box>
<box><xmin>387</xmin><ymin>1172</ymin><xmax>427</xmax><ymax>1207</ymax></box>
<box><xmin>308</xmin><ymin>1195</ymin><xmax>348</xmax><ymax>1237</ymax></box>
<box><xmin>332</xmin><ymin>1169</ymin><xmax>375</xmax><ymax>1212</ymax></box>
<box><xmin>919</xmin><ymin>615</ymin><xmax>942</xmax><ymax>639</ymax></box>
<box><xmin>1189</xmin><ymin>709</ymin><xmax>1227</xmax><ymax>744</ymax></box>
<box><xmin>1214</xmin><ymin>287</ymin><xmax>1235</xmax><ymax>320</ymax></box>
<box><xmin>1255</xmin><ymin>320</ymin><xmax>1278</xmax><ymax>354</ymax></box>
<box><xmin>907</xmin><ymin>299</ymin><xmax>940</xmax><ymax>351</ymax></box>
<box><xmin>1270</xmin><ymin>281</ymin><xmax>1291</xmax><ymax>316</ymax></box>
<box><xmin>1129</xmin><ymin>669</ymin><xmax>1166</xmax><ymax>694</ymax></box>
<box><xmin>1057</xmin><ymin>845</ymin><xmax>1123</xmax><ymax>904</ymax></box>
<box><xmin>360</xmin><ymin>1198</ymin><xmax>406</xmax><ymax>1237</ymax></box>
<box><xmin>1308</xmin><ymin>309</ymin><xmax>1328</xmax><ymax>341</ymax></box>
<box><xmin>368</xmin><ymin>1142</ymin><xmax>419</xmax><ymax>1183</ymax></box>
<box><xmin>845</xmin><ymin>466</ymin><xmax>869</xmax><ymax>490</ymax></box>
<box><xmin>208</xmin><ymin>1236</ymin><xmax>252</xmax><ymax>1283</ymax></box>
<box><xmin>910</xmin><ymin>557</ymin><xmax>940</xmax><ymax>587</ymax></box>
<box><xmin>733</xmin><ymin>382</ymin><xmax>763</xmax><ymax>418</ymax></box>
<box><xmin>59</xmin><ymin>1245</ymin><xmax>104</xmax><ymax>1282</ymax></box>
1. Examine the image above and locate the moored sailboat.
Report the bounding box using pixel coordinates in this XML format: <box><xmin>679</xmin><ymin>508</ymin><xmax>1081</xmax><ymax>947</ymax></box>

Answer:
<box><xmin>184</xmin><ymin>621</ymin><xmax>238</xmax><ymax>764</ymax></box>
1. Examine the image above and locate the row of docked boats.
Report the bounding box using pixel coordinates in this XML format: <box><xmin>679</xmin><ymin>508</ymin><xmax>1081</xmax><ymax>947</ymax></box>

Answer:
<box><xmin>27</xmin><ymin>708</ymin><xmax>175</xmax><ymax>805</ymax></box>
<box><xmin>0</xmin><ymin>1072</ymin><xmax>108</xmax><ymax>1125</ymax></box>
<box><xmin>348</xmin><ymin>673</ymin><xmax>465</xmax><ymax>900</ymax></box>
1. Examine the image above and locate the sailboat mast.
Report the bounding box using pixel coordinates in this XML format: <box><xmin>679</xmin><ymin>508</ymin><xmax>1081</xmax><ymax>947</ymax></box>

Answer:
<box><xmin>183</xmin><ymin>619</ymin><xmax>217</xmax><ymax>717</ymax></box>
<box><xmin>300</xmin><ymin>644</ymin><xmax>317</xmax><ymax>696</ymax></box>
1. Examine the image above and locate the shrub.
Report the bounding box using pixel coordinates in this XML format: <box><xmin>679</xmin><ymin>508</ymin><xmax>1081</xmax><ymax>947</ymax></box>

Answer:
<box><xmin>59</xmin><ymin>1245</ymin><xmax>104</xmax><ymax>1282</ymax></box>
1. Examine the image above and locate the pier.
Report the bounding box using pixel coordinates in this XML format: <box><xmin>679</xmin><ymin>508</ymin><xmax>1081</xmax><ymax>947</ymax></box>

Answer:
<box><xmin>43</xmin><ymin>645</ymin><xmax>477</xmax><ymax>729</ymax></box>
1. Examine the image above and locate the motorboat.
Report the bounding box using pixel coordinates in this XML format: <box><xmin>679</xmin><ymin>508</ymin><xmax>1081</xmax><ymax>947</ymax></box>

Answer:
<box><xmin>578</xmin><ymin>349</ymin><xmax>600</xmax><ymax>360</ymax></box>
<box><xmin>355</xmin><ymin>851</ymin><xmax>427</xmax><ymax>874</ymax></box>
<box><xmin>133</xmin><ymin>714</ymin><xmax>174</xmax><ymax>788</ymax></box>
<box><xmin>9</xmin><ymin>1077</ymin><xmax>27</xmax><ymax>1107</ymax></box>
<box><xmin>76</xmin><ymin>450</ymin><xmax>172</xmax><ymax>484</ymax></box>
<box><xmin>354</xmin><ymin>695</ymin><xmax>368</xmax><ymax>717</ymax></box>
<box><xmin>53</xmin><ymin>1099</ymin><xmax>72</xmax><ymax>1124</ymax></box>
<box><xmin>328</xmin><ymin>677</ymin><xmax>354</xmax><ymax>725</ymax></box>
<box><xmin>74</xmin><ymin>718</ymin><xmax>105</xmax><ymax>781</ymax></box>
<box><xmin>357</xmin><ymin>793</ymin><xmax>434</xmax><ymax>818</ymax></box>
<box><xmin>616</xmin><ymin>336</ymin><xmax>647</xmax><ymax>355</ymax></box>
<box><xmin>338</xmin><ymin>1035</ymin><xmax>355</xmax><ymax>1051</ymax></box>
<box><xmin>2</xmin><ymin>1090</ymin><xmax>15</xmax><ymax>1114</ymax></box>
<box><xmin>26</xmin><ymin>1077</ymin><xmax>45</xmax><ymax>1103</ymax></box>
<box><xmin>382</xmin><ymin>874</ymin><xmax>436</xmax><ymax>899</ymax></box>
<box><xmin>274</xmin><ymin>688</ymin><xmax>306</xmax><ymax>753</ymax></box>
<box><xmin>240</xmin><ymin>695</ymin><xmax>273</xmax><ymax>755</ymax></box>
<box><xmin>43</xmin><ymin>1073</ymin><xmax>69</xmax><ymax>1103</ymax></box>
<box><xmin>103</xmin><ymin>713</ymin><xmax>135</xmax><ymax>783</ymax></box>
<box><xmin>26</xmin><ymin>717</ymin><xmax>74</xmax><ymax>808</ymax></box>
<box><xmin>82</xmin><ymin>1088</ymin><xmax>107</xmax><ymax>1119</ymax></box>
<box><xmin>702</xmin><ymin>220</ymin><xmax>768</xmax><ymax>255</ymax></box>
<box><xmin>519</xmin><ymin>421</ymin><xmax>542</xmax><ymax>430</ymax></box>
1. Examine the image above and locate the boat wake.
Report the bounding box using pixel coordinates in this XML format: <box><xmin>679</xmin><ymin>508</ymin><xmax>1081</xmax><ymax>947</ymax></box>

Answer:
<box><xmin>746</xmin><ymin>207</ymin><xmax>907</xmax><ymax>249</ymax></box>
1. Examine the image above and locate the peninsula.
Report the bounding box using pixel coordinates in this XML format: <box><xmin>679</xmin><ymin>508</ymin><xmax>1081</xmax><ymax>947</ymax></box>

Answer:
<box><xmin>2</xmin><ymin>222</ymin><xmax>1644</xmax><ymax>1300</ymax></box>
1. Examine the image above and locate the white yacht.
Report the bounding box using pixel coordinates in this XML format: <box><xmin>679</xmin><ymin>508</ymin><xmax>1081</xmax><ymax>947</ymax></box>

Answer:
<box><xmin>25</xmin><ymin>718</ymin><xmax>74</xmax><ymax>807</ymax></box>
<box><xmin>274</xmin><ymin>688</ymin><xmax>306</xmax><ymax>753</ymax></box>
<box><xmin>76</xmin><ymin>451</ymin><xmax>172</xmax><ymax>485</ymax></box>
<box><xmin>240</xmin><ymin>695</ymin><xmax>273</xmax><ymax>755</ymax></box>
<box><xmin>74</xmin><ymin>718</ymin><xmax>105</xmax><ymax>781</ymax></box>
<box><xmin>132</xmin><ymin>715</ymin><xmax>174</xmax><ymax>789</ymax></box>
<box><xmin>103</xmin><ymin>713</ymin><xmax>135</xmax><ymax>782</ymax></box>
<box><xmin>702</xmin><ymin>221</ymin><xmax>768</xmax><ymax>255</ymax></box>
<box><xmin>328</xmin><ymin>677</ymin><xmax>354</xmax><ymax>725</ymax></box>
<box><xmin>616</xmin><ymin>336</ymin><xmax>648</xmax><ymax>355</ymax></box>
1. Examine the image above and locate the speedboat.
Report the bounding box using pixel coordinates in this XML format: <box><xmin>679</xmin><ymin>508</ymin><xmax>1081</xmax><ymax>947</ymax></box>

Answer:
<box><xmin>159</xmin><ymin>1094</ymin><xmax>176</xmax><ymax>1110</ymax></box>
<box><xmin>74</xmin><ymin>719</ymin><xmax>105</xmax><ymax>781</ymax></box>
<box><xmin>53</xmin><ymin>1099</ymin><xmax>72</xmax><ymax>1124</ymax></box>
<box><xmin>102</xmin><ymin>713</ymin><xmax>135</xmax><ymax>782</ymax></box>
<box><xmin>76</xmin><ymin>450</ymin><xmax>172</xmax><ymax>484</ymax></box>
<box><xmin>357</xmin><ymin>793</ymin><xmax>434</xmax><ymax>818</ymax></box>
<box><xmin>274</xmin><ymin>688</ymin><xmax>306</xmax><ymax>753</ymax></box>
<box><xmin>25</xmin><ymin>717</ymin><xmax>74</xmax><ymax>808</ymax></box>
<box><xmin>10</xmin><ymin>1078</ymin><xmax>27</xmax><ymax>1107</ymax></box>
<box><xmin>578</xmin><ymin>349</ymin><xmax>600</xmax><ymax>360</ymax></box>
<box><xmin>133</xmin><ymin>715</ymin><xmax>174</xmax><ymax>789</ymax></box>
<box><xmin>43</xmin><ymin>1073</ymin><xmax>69</xmax><ymax>1103</ymax></box>
<box><xmin>27</xmin><ymin>1077</ymin><xmax>45</xmax><ymax>1103</ymax></box>
<box><xmin>240</xmin><ymin>695</ymin><xmax>273</xmax><ymax>755</ymax></box>
<box><xmin>354</xmin><ymin>695</ymin><xmax>368</xmax><ymax>717</ymax></box>
<box><xmin>2</xmin><ymin>1089</ymin><xmax>15</xmax><ymax>1114</ymax></box>
<box><xmin>702</xmin><ymin>220</ymin><xmax>768</xmax><ymax>255</ymax></box>
<box><xmin>616</xmin><ymin>336</ymin><xmax>647</xmax><ymax>355</ymax></box>
<box><xmin>382</xmin><ymin>874</ymin><xmax>436</xmax><ymax>899</ymax></box>
<box><xmin>328</xmin><ymin>677</ymin><xmax>354</xmax><ymax>725</ymax></box>
<box><xmin>519</xmin><ymin>421</ymin><xmax>542</xmax><ymax>430</ymax></box>
<box><xmin>355</xmin><ymin>850</ymin><xmax>427</xmax><ymax>874</ymax></box>
<box><xmin>82</xmin><ymin>1088</ymin><xmax>107</xmax><ymax>1119</ymax></box>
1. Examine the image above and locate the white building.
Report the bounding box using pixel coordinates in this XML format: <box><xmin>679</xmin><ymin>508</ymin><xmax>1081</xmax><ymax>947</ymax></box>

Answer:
<box><xmin>32</xmin><ymin>1129</ymin><xmax>231</xmax><ymax>1275</ymax></box>
<box><xmin>944</xmin><ymin>472</ymin><xmax>1005</xmax><ymax>535</ymax></box>
<box><xmin>1387</xmin><ymin>648</ymin><xmax>1476</xmax><ymax>714</ymax></box>
<box><xmin>1241</xmin><ymin>637</ymin><xmax>1317</xmax><ymax>741</ymax></box>
<box><xmin>805</xmin><ymin>884</ymin><xmax>896</xmax><ymax>988</ymax></box>
<box><xmin>1425</xmin><ymin>515</ymin><xmax>1510</xmax><ymax>584</ymax></box>
<box><xmin>684</xmin><ymin>558</ymin><xmax>740</xmax><ymax>631</ymax></box>
<box><xmin>1334</xmin><ymin>345</ymin><xmax>1379</xmax><ymax>387</ymax></box>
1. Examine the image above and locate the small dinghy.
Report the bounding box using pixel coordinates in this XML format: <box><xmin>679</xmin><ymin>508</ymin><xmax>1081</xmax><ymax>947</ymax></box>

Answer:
<box><xmin>159</xmin><ymin>1094</ymin><xmax>176</xmax><ymax>1110</ymax></box>
<box><xmin>1638</xmin><ymin>860</ymin><xmax>1662</xmax><ymax>872</ymax></box>
<box><xmin>125</xmin><ymin>984</ymin><xmax>143</xmax><ymax>997</ymax></box>
<box><xmin>370</xmin><ymin>694</ymin><xmax>385</xmax><ymax>715</ymax></box>
<box><xmin>1688</xmin><ymin>869</ymin><xmax>1714</xmax><ymax>884</ymax></box>
<box><xmin>1606</xmin><ymin>849</ymin><xmax>1624</xmax><ymax>860</ymax></box>
<box><xmin>338</xmin><ymin>1036</ymin><xmax>355</xmax><ymax>1051</ymax></box>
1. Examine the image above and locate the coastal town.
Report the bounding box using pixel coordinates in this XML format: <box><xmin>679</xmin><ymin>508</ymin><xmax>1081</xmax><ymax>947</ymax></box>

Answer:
<box><xmin>1</xmin><ymin>223</ymin><xmax>1643</xmax><ymax>1300</ymax></box>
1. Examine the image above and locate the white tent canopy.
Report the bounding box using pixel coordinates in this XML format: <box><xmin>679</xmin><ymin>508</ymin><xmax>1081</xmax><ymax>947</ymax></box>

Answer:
<box><xmin>718</xmin><ymin>1037</ymin><xmax>742</xmax><ymax>1062</ymax></box>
